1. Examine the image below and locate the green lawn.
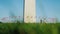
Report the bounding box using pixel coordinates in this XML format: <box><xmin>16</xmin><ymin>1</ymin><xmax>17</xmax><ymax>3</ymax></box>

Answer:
<box><xmin>0</xmin><ymin>22</ymin><xmax>60</xmax><ymax>34</ymax></box>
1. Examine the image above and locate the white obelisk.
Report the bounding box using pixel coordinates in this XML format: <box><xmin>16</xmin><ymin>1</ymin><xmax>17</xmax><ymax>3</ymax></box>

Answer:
<box><xmin>24</xmin><ymin>0</ymin><xmax>36</xmax><ymax>23</ymax></box>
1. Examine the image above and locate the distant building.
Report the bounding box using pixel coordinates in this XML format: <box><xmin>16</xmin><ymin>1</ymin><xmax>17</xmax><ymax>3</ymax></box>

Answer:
<box><xmin>47</xmin><ymin>18</ymin><xmax>57</xmax><ymax>23</ymax></box>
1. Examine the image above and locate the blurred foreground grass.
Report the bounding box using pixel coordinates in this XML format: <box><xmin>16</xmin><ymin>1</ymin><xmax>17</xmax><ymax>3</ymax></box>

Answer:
<box><xmin>0</xmin><ymin>22</ymin><xmax>60</xmax><ymax>34</ymax></box>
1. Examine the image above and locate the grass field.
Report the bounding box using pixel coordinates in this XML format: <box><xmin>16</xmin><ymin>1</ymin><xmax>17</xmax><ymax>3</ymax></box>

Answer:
<box><xmin>0</xmin><ymin>22</ymin><xmax>60</xmax><ymax>34</ymax></box>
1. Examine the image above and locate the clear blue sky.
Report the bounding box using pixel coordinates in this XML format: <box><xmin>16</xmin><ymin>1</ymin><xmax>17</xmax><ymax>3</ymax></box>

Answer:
<box><xmin>0</xmin><ymin>0</ymin><xmax>60</xmax><ymax>22</ymax></box>
<box><xmin>36</xmin><ymin>0</ymin><xmax>60</xmax><ymax>22</ymax></box>
<box><xmin>0</xmin><ymin>0</ymin><xmax>23</xmax><ymax>21</ymax></box>
<box><xmin>0</xmin><ymin>0</ymin><xmax>23</xmax><ymax>17</ymax></box>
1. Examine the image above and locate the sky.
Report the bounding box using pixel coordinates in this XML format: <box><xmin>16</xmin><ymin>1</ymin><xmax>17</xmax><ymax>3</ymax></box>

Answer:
<box><xmin>0</xmin><ymin>0</ymin><xmax>23</xmax><ymax>22</ymax></box>
<box><xmin>36</xmin><ymin>0</ymin><xmax>60</xmax><ymax>22</ymax></box>
<box><xmin>0</xmin><ymin>0</ymin><xmax>60</xmax><ymax>22</ymax></box>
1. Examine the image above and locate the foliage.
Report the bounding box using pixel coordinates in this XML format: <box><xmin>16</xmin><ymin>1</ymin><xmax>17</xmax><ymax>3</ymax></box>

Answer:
<box><xmin>0</xmin><ymin>22</ymin><xmax>60</xmax><ymax>34</ymax></box>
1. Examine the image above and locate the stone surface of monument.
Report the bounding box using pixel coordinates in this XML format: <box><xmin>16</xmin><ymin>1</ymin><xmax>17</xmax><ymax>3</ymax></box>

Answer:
<box><xmin>24</xmin><ymin>0</ymin><xmax>36</xmax><ymax>23</ymax></box>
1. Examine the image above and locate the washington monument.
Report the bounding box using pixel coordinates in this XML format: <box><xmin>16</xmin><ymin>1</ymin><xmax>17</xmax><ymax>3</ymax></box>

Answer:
<box><xmin>24</xmin><ymin>0</ymin><xmax>36</xmax><ymax>23</ymax></box>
